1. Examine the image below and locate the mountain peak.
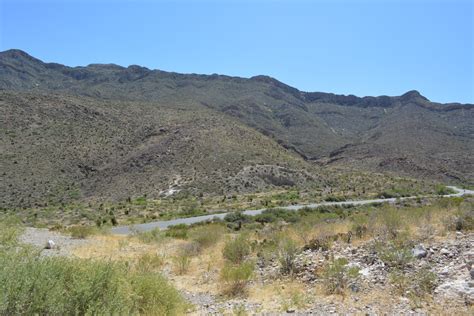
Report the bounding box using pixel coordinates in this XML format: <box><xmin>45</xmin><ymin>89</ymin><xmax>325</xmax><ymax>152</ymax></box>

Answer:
<box><xmin>1</xmin><ymin>49</ymin><xmax>37</xmax><ymax>60</ymax></box>
<box><xmin>400</xmin><ymin>90</ymin><xmax>429</xmax><ymax>102</ymax></box>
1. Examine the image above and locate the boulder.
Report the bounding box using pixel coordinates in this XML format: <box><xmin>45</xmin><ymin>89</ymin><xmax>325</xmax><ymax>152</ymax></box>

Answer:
<box><xmin>45</xmin><ymin>240</ymin><xmax>55</xmax><ymax>249</ymax></box>
<box><xmin>412</xmin><ymin>244</ymin><xmax>427</xmax><ymax>259</ymax></box>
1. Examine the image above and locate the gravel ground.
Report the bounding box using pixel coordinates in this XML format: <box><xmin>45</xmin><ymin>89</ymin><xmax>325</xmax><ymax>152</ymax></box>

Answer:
<box><xmin>19</xmin><ymin>227</ymin><xmax>90</xmax><ymax>257</ymax></box>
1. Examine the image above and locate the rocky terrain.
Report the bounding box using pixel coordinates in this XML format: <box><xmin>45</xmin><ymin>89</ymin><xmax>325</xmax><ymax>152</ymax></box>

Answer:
<box><xmin>22</xmin><ymin>227</ymin><xmax>473</xmax><ymax>314</ymax></box>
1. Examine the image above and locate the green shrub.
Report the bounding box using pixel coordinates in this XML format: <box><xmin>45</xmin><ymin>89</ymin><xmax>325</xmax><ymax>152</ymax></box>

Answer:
<box><xmin>435</xmin><ymin>184</ymin><xmax>454</xmax><ymax>196</ymax></box>
<box><xmin>324</xmin><ymin>195</ymin><xmax>345</xmax><ymax>202</ymax></box>
<box><xmin>389</xmin><ymin>267</ymin><xmax>437</xmax><ymax>302</ymax></box>
<box><xmin>220</xmin><ymin>261</ymin><xmax>254</xmax><ymax>296</ymax></box>
<box><xmin>223</xmin><ymin>235</ymin><xmax>252</xmax><ymax>264</ymax></box>
<box><xmin>377</xmin><ymin>207</ymin><xmax>405</xmax><ymax>239</ymax></box>
<box><xmin>135</xmin><ymin>228</ymin><xmax>165</xmax><ymax>244</ymax></box>
<box><xmin>255</xmin><ymin>209</ymin><xmax>299</xmax><ymax>224</ymax></box>
<box><xmin>66</xmin><ymin>225</ymin><xmax>100</xmax><ymax>239</ymax></box>
<box><xmin>389</xmin><ymin>269</ymin><xmax>411</xmax><ymax>295</ymax></box>
<box><xmin>190</xmin><ymin>224</ymin><xmax>226</xmax><ymax>250</ymax></box>
<box><xmin>173</xmin><ymin>245</ymin><xmax>193</xmax><ymax>275</ymax></box>
<box><xmin>129</xmin><ymin>272</ymin><xmax>187</xmax><ymax>314</ymax></box>
<box><xmin>413</xmin><ymin>267</ymin><xmax>437</xmax><ymax>296</ymax></box>
<box><xmin>0</xmin><ymin>246</ymin><xmax>186</xmax><ymax>315</ymax></box>
<box><xmin>136</xmin><ymin>253</ymin><xmax>164</xmax><ymax>272</ymax></box>
<box><xmin>376</xmin><ymin>241</ymin><xmax>413</xmax><ymax>269</ymax></box>
<box><xmin>322</xmin><ymin>257</ymin><xmax>359</xmax><ymax>295</ymax></box>
<box><xmin>448</xmin><ymin>209</ymin><xmax>474</xmax><ymax>231</ymax></box>
<box><xmin>165</xmin><ymin>224</ymin><xmax>189</xmax><ymax>239</ymax></box>
<box><xmin>0</xmin><ymin>217</ymin><xmax>23</xmax><ymax>247</ymax></box>
<box><xmin>278</xmin><ymin>237</ymin><xmax>300</xmax><ymax>275</ymax></box>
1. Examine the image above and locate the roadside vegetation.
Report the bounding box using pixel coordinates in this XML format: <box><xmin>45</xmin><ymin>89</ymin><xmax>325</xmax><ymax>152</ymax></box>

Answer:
<box><xmin>0</xmin><ymin>177</ymin><xmax>444</xmax><ymax>229</ymax></box>
<box><xmin>1</xmin><ymin>194</ymin><xmax>472</xmax><ymax>314</ymax></box>
<box><xmin>0</xmin><ymin>221</ymin><xmax>187</xmax><ymax>315</ymax></box>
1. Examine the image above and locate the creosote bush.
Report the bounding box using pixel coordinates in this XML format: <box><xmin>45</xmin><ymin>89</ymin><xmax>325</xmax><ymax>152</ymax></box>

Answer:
<box><xmin>190</xmin><ymin>223</ymin><xmax>226</xmax><ymax>250</ymax></box>
<box><xmin>165</xmin><ymin>224</ymin><xmax>189</xmax><ymax>239</ymax></box>
<box><xmin>0</xmin><ymin>242</ymin><xmax>186</xmax><ymax>315</ymax></box>
<box><xmin>322</xmin><ymin>257</ymin><xmax>359</xmax><ymax>295</ymax></box>
<box><xmin>220</xmin><ymin>261</ymin><xmax>254</xmax><ymax>296</ymax></box>
<box><xmin>376</xmin><ymin>238</ymin><xmax>414</xmax><ymax>269</ymax></box>
<box><xmin>223</xmin><ymin>234</ymin><xmax>252</xmax><ymax>264</ymax></box>
<box><xmin>136</xmin><ymin>252</ymin><xmax>165</xmax><ymax>272</ymax></box>
<box><xmin>278</xmin><ymin>236</ymin><xmax>300</xmax><ymax>275</ymax></box>
<box><xmin>389</xmin><ymin>267</ymin><xmax>437</xmax><ymax>306</ymax></box>
<box><xmin>66</xmin><ymin>225</ymin><xmax>101</xmax><ymax>239</ymax></box>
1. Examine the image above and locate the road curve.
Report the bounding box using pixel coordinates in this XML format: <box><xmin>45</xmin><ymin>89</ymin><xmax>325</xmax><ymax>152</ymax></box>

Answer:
<box><xmin>111</xmin><ymin>186</ymin><xmax>474</xmax><ymax>235</ymax></box>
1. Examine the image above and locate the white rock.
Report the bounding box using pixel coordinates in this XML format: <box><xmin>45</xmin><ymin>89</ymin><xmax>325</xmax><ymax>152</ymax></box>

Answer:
<box><xmin>45</xmin><ymin>240</ymin><xmax>55</xmax><ymax>249</ymax></box>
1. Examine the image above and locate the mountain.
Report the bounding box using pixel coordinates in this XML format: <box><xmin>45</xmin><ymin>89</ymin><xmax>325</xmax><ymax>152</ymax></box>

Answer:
<box><xmin>1</xmin><ymin>49</ymin><xmax>472</xmax><ymax>207</ymax></box>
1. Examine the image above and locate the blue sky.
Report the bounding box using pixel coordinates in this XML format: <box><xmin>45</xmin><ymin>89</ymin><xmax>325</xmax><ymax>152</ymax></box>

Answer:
<box><xmin>1</xmin><ymin>0</ymin><xmax>473</xmax><ymax>103</ymax></box>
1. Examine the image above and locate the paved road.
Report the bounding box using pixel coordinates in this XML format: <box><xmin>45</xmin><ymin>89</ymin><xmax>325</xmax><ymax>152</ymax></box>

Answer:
<box><xmin>111</xmin><ymin>186</ymin><xmax>474</xmax><ymax>235</ymax></box>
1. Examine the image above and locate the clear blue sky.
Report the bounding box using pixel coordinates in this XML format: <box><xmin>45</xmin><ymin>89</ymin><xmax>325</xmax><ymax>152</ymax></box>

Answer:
<box><xmin>1</xmin><ymin>0</ymin><xmax>473</xmax><ymax>103</ymax></box>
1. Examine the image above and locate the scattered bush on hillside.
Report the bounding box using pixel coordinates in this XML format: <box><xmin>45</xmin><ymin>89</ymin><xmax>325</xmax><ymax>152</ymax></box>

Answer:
<box><xmin>448</xmin><ymin>209</ymin><xmax>474</xmax><ymax>231</ymax></box>
<box><xmin>66</xmin><ymin>225</ymin><xmax>101</xmax><ymax>239</ymax></box>
<box><xmin>389</xmin><ymin>267</ymin><xmax>437</xmax><ymax>307</ymax></box>
<box><xmin>321</xmin><ymin>257</ymin><xmax>360</xmax><ymax>295</ymax></box>
<box><xmin>136</xmin><ymin>252</ymin><xmax>165</xmax><ymax>272</ymax></box>
<box><xmin>376</xmin><ymin>238</ymin><xmax>414</xmax><ymax>269</ymax></box>
<box><xmin>0</xmin><ymin>227</ymin><xmax>186</xmax><ymax>315</ymax></box>
<box><xmin>0</xmin><ymin>217</ymin><xmax>23</xmax><ymax>247</ymax></box>
<box><xmin>189</xmin><ymin>223</ymin><xmax>226</xmax><ymax>250</ymax></box>
<box><xmin>435</xmin><ymin>184</ymin><xmax>454</xmax><ymax>196</ymax></box>
<box><xmin>135</xmin><ymin>227</ymin><xmax>165</xmax><ymax>244</ymax></box>
<box><xmin>220</xmin><ymin>261</ymin><xmax>254</xmax><ymax>296</ymax></box>
<box><xmin>278</xmin><ymin>236</ymin><xmax>300</xmax><ymax>275</ymax></box>
<box><xmin>223</xmin><ymin>234</ymin><xmax>252</xmax><ymax>264</ymax></box>
<box><xmin>165</xmin><ymin>223</ymin><xmax>189</xmax><ymax>239</ymax></box>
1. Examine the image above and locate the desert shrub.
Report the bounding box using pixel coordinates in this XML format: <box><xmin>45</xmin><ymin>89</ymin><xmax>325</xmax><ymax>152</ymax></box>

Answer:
<box><xmin>448</xmin><ymin>209</ymin><xmax>474</xmax><ymax>231</ymax></box>
<box><xmin>223</xmin><ymin>234</ymin><xmax>252</xmax><ymax>264</ymax></box>
<box><xmin>129</xmin><ymin>272</ymin><xmax>187</xmax><ymax>314</ymax></box>
<box><xmin>172</xmin><ymin>244</ymin><xmax>194</xmax><ymax>275</ymax></box>
<box><xmin>435</xmin><ymin>184</ymin><xmax>454</xmax><ymax>196</ymax></box>
<box><xmin>66</xmin><ymin>225</ymin><xmax>100</xmax><ymax>239</ymax></box>
<box><xmin>378</xmin><ymin>188</ymin><xmax>411</xmax><ymax>198</ymax></box>
<box><xmin>0</xmin><ymin>217</ymin><xmax>23</xmax><ymax>247</ymax></box>
<box><xmin>0</xmin><ymin>246</ymin><xmax>186</xmax><ymax>315</ymax></box>
<box><xmin>278</xmin><ymin>237</ymin><xmax>300</xmax><ymax>275</ymax></box>
<box><xmin>376</xmin><ymin>240</ymin><xmax>413</xmax><ymax>269</ymax></box>
<box><xmin>349</xmin><ymin>213</ymin><xmax>369</xmax><ymax>239</ymax></box>
<box><xmin>389</xmin><ymin>267</ymin><xmax>437</xmax><ymax>301</ymax></box>
<box><xmin>376</xmin><ymin>207</ymin><xmax>405</xmax><ymax>239</ymax></box>
<box><xmin>136</xmin><ymin>253</ymin><xmax>164</xmax><ymax>272</ymax></box>
<box><xmin>189</xmin><ymin>224</ymin><xmax>226</xmax><ymax>250</ymax></box>
<box><xmin>413</xmin><ymin>267</ymin><xmax>437</xmax><ymax>296</ymax></box>
<box><xmin>254</xmin><ymin>212</ymin><xmax>278</xmax><ymax>224</ymax></box>
<box><xmin>135</xmin><ymin>228</ymin><xmax>165</xmax><ymax>244</ymax></box>
<box><xmin>304</xmin><ymin>236</ymin><xmax>332</xmax><ymax>251</ymax></box>
<box><xmin>322</xmin><ymin>257</ymin><xmax>359</xmax><ymax>295</ymax></box>
<box><xmin>165</xmin><ymin>224</ymin><xmax>189</xmax><ymax>239</ymax></box>
<box><xmin>389</xmin><ymin>269</ymin><xmax>411</xmax><ymax>295</ymax></box>
<box><xmin>256</xmin><ymin>209</ymin><xmax>299</xmax><ymax>224</ymax></box>
<box><xmin>279</xmin><ymin>287</ymin><xmax>311</xmax><ymax>312</ymax></box>
<box><xmin>220</xmin><ymin>261</ymin><xmax>254</xmax><ymax>296</ymax></box>
<box><xmin>324</xmin><ymin>195</ymin><xmax>345</xmax><ymax>202</ymax></box>
<box><xmin>224</xmin><ymin>212</ymin><xmax>252</xmax><ymax>224</ymax></box>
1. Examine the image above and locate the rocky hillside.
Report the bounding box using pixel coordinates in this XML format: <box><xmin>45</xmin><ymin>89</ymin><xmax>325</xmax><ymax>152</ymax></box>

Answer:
<box><xmin>1</xmin><ymin>49</ymin><xmax>473</xmax><ymax>207</ymax></box>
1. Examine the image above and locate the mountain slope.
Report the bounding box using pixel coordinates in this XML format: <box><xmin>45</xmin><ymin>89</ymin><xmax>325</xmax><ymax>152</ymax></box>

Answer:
<box><xmin>1</xmin><ymin>91</ymin><xmax>325</xmax><ymax>207</ymax></box>
<box><xmin>1</xmin><ymin>49</ymin><xmax>473</xmax><ymax>208</ymax></box>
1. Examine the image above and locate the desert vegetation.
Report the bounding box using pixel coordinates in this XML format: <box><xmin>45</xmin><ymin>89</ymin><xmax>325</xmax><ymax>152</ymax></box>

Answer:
<box><xmin>0</xmin><ymin>220</ymin><xmax>187</xmax><ymax>315</ymax></box>
<box><xmin>3</xmin><ymin>195</ymin><xmax>471</xmax><ymax>314</ymax></box>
